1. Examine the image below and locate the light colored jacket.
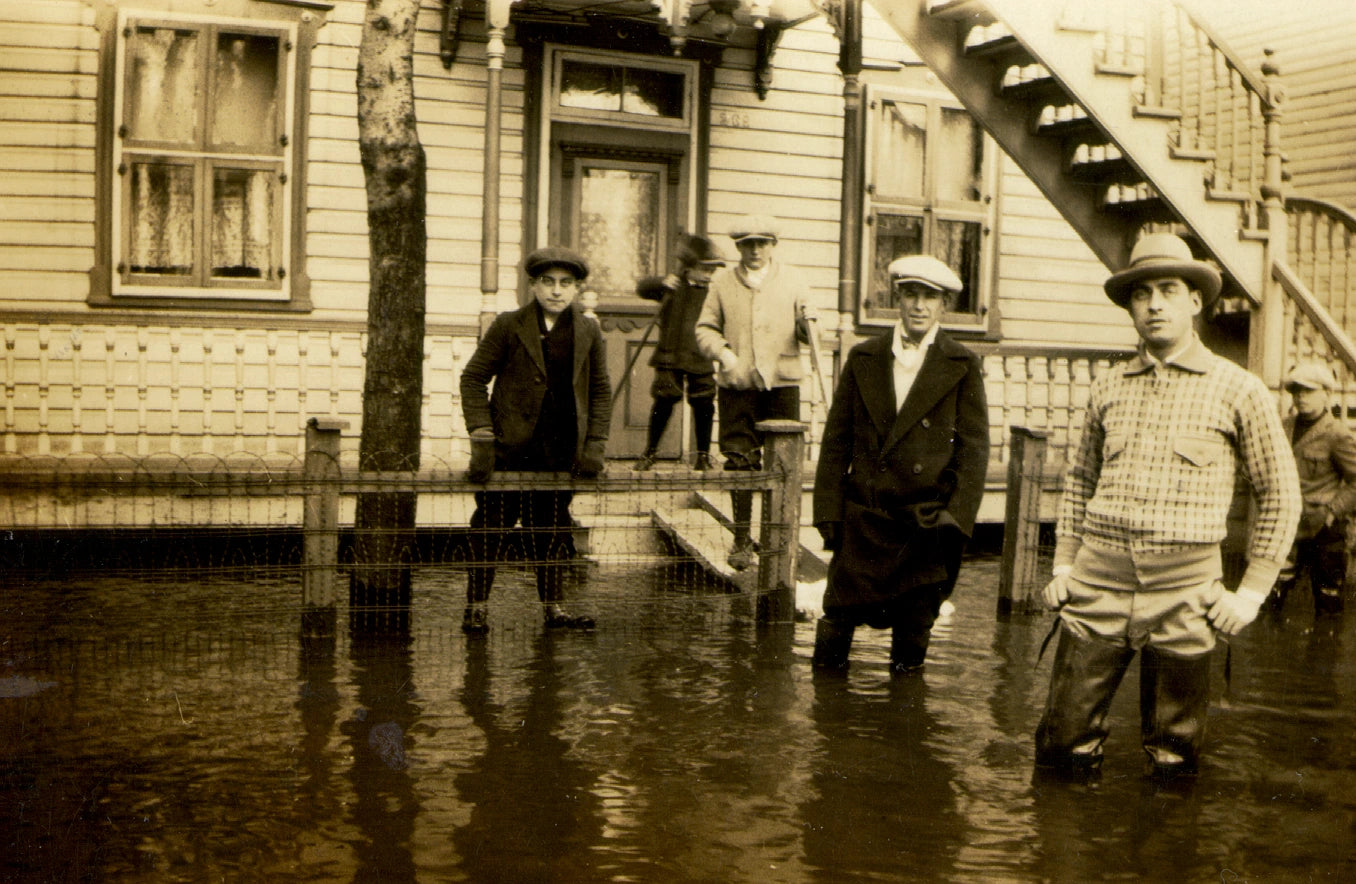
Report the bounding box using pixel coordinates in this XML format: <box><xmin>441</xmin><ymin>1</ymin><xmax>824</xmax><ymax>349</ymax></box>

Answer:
<box><xmin>694</xmin><ymin>260</ymin><xmax>808</xmax><ymax>390</ymax></box>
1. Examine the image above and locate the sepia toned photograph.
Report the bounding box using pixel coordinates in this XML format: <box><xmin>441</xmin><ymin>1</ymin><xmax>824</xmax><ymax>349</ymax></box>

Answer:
<box><xmin>3</xmin><ymin>0</ymin><xmax>1355</xmax><ymax>879</ymax></box>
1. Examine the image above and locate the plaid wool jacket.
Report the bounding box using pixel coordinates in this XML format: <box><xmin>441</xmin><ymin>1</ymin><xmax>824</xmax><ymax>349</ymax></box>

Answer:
<box><xmin>1053</xmin><ymin>337</ymin><xmax>1302</xmax><ymax>597</ymax></box>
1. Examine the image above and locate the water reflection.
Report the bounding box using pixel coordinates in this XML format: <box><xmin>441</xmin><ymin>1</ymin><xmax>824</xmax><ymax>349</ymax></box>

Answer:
<box><xmin>802</xmin><ymin>673</ymin><xmax>962</xmax><ymax>880</ymax></box>
<box><xmin>2</xmin><ymin>558</ymin><xmax>1355</xmax><ymax>880</ymax></box>
<box><xmin>454</xmin><ymin>632</ymin><xmax>605</xmax><ymax>880</ymax></box>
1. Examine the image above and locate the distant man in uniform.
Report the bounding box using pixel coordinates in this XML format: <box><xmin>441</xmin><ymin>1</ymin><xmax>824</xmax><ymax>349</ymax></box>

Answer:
<box><xmin>1271</xmin><ymin>359</ymin><xmax>1356</xmax><ymax>618</ymax></box>
<box><xmin>811</xmin><ymin>255</ymin><xmax>989</xmax><ymax>674</ymax></box>
<box><xmin>1036</xmin><ymin>233</ymin><xmax>1301</xmax><ymax>779</ymax></box>
<box><xmin>695</xmin><ymin>214</ymin><xmax>811</xmax><ymax>571</ymax></box>
<box><xmin>633</xmin><ymin>234</ymin><xmax>726</xmax><ymax>472</ymax></box>
<box><xmin>459</xmin><ymin>246</ymin><xmax>611</xmax><ymax>633</ymax></box>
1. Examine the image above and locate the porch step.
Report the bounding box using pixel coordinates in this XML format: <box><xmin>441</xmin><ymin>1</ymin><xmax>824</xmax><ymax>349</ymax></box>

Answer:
<box><xmin>651</xmin><ymin>504</ymin><xmax>745</xmax><ymax>585</ymax></box>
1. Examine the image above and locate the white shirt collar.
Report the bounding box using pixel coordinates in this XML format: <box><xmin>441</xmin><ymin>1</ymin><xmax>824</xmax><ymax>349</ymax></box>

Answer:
<box><xmin>892</xmin><ymin>321</ymin><xmax>939</xmax><ymax>364</ymax></box>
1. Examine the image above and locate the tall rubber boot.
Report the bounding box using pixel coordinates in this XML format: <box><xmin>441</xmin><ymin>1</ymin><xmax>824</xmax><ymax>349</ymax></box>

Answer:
<box><xmin>1035</xmin><ymin>626</ymin><xmax>1135</xmax><ymax>775</ymax></box>
<box><xmin>811</xmin><ymin>617</ymin><xmax>855</xmax><ymax>671</ymax></box>
<box><xmin>1139</xmin><ymin>645</ymin><xmax>1212</xmax><ymax>778</ymax></box>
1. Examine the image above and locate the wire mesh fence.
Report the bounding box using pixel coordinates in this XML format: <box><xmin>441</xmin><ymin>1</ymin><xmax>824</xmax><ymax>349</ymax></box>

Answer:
<box><xmin>2</xmin><ymin>422</ymin><xmax>810</xmax><ymax>631</ymax></box>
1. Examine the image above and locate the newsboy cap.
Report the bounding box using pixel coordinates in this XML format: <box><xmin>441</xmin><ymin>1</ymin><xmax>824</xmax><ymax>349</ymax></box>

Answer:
<box><xmin>1285</xmin><ymin>360</ymin><xmax>1337</xmax><ymax>391</ymax></box>
<box><xmin>524</xmin><ymin>246</ymin><xmax>589</xmax><ymax>281</ymax></box>
<box><xmin>1103</xmin><ymin>232</ymin><xmax>1221</xmax><ymax>308</ymax></box>
<box><xmin>887</xmin><ymin>254</ymin><xmax>964</xmax><ymax>293</ymax></box>
<box><xmin>728</xmin><ymin>214</ymin><xmax>780</xmax><ymax>243</ymax></box>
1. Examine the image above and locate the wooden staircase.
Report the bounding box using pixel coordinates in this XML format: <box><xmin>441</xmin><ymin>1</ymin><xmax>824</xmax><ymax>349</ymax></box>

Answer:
<box><xmin>876</xmin><ymin>0</ymin><xmax>1356</xmax><ymax>401</ymax></box>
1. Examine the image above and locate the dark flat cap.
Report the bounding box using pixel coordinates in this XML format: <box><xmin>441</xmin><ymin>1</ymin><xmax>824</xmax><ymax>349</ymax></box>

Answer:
<box><xmin>524</xmin><ymin>246</ymin><xmax>589</xmax><ymax>280</ymax></box>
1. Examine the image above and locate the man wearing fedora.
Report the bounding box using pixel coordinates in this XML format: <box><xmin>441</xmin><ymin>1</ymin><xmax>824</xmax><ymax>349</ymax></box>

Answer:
<box><xmin>1036</xmin><ymin>232</ymin><xmax>1300</xmax><ymax>780</ymax></box>
<box><xmin>695</xmin><ymin>214</ymin><xmax>811</xmax><ymax>571</ymax></box>
<box><xmin>811</xmin><ymin>255</ymin><xmax>989</xmax><ymax>674</ymax></box>
<box><xmin>633</xmin><ymin>233</ymin><xmax>727</xmax><ymax>472</ymax></box>
<box><xmin>459</xmin><ymin>246</ymin><xmax>612</xmax><ymax>633</ymax></box>
<box><xmin>1272</xmin><ymin>359</ymin><xmax>1356</xmax><ymax>618</ymax></box>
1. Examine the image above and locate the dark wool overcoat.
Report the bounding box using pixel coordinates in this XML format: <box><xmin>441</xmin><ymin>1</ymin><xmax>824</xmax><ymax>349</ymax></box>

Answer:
<box><xmin>812</xmin><ymin>329</ymin><xmax>989</xmax><ymax>612</ymax></box>
<box><xmin>460</xmin><ymin>302</ymin><xmax>611</xmax><ymax>463</ymax></box>
<box><xmin>1283</xmin><ymin>409</ymin><xmax>1356</xmax><ymax>538</ymax></box>
<box><xmin>637</xmin><ymin>275</ymin><xmax>715</xmax><ymax>375</ymax></box>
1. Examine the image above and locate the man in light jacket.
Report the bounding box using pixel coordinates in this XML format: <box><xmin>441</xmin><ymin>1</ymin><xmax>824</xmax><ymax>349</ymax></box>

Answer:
<box><xmin>695</xmin><ymin>214</ymin><xmax>810</xmax><ymax>571</ymax></box>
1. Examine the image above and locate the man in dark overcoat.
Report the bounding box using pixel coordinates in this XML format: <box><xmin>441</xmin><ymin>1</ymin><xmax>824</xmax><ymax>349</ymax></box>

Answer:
<box><xmin>811</xmin><ymin>255</ymin><xmax>989</xmax><ymax>673</ymax></box>
<box><xmin>459</xmin><ymin>246</ymin><xmax>612</xmax><ymax>634</ymax></box>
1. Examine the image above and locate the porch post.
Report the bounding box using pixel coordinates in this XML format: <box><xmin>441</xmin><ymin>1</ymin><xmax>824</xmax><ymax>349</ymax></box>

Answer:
<box><xmin>755</xmin><ymin>419</ymin><xmax>806</xmax><ymax>623</ymax></box>
<box><xmin>1251</xmin><ymin>48</ymin><xmax>1287</xmax><ymax>390</ymax></box>
<box><xmin>998</xmin><ymin>426</ymin><xmax>1048</xmax><ymax>618</ymax></box>
<box><xmin>479</xmin><ymin>0</ymin><xmax>513</xmax><ymax>334</ymax></box>
<box><xmin>303</xmin><ymin>417</ymin><xmax>348</xmax><ymax>636</ymax></box>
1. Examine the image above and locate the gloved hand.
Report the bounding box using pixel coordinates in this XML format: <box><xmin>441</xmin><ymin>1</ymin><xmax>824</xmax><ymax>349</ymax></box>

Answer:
<box><xmin>466</xmin><ymin>428</ymin><xmax>496</xmax><ymax>483</ymax></box>
<box><xmin>817</xmin><ymin>521</ymin><xmax>842</xmax><ymax>552</ymax></box>
<box><xmin>573</xmin><ymin>439</ymin><xmax>606</xmax><ymax>478</ymax></box>
<box><xmin>1207</xmin><ymin>584</ymin><xmax>1266</xmax><ymax>635</ymax></box>
<box><xmin>1041</xmin><ymin>566</ymin><xmax>1073</xmax><ymax>610</ymax></box>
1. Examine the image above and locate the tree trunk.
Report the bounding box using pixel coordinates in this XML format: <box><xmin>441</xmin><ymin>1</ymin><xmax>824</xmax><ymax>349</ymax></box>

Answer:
<box><xmin>352</xmin><ymin>0</ymin><xmax>427</xmax><ymax>622</ymax></box>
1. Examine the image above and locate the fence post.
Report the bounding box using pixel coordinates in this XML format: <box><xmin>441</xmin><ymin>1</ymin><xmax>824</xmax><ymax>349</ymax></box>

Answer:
<box><xmin>755</xmin><ymin>419</ymin><xmax>806</xmax><ymax>623</ymax></box>
<box><xmin>303</xmin><ymin>417</ymin><xmax>348</xmax><ymax>636</ymax></box>
<box><xmin>998</xmin><ymin>425</ymin><xmax>1049</xmax><ymax>619</ymax></box>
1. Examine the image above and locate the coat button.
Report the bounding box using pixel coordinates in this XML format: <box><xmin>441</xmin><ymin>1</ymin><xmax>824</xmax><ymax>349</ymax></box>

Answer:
<box><xmin>921</xmin><ymin>418</ymin><xmax>930</xmax><ymax>428</ymax></box>
<box><xmin>912</xmin><ymin>463</ymin><xmax>923</xmax><ymax>474</ymax></box>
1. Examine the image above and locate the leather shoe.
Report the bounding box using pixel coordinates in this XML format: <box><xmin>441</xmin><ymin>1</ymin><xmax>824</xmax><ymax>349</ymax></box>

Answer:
<box><xmin>727</xmin><ymin>536</ymin><xmax>757</xmax><ymax>572</ymax></box>
<box><xmin>693</xmin><ymin>452</ymin><xmax>714</xmax><ymax>471</ymax></box>
<box><xmin>634</xmin><ymin>451</ymin><xmax>659</xmax><ymax>471</ymax></box>
<box><xmin>544</xmin><ymin>605</ymin><xmax>595</xmax><ymax>630</ymax></box>
<box><xmin>462</xmin><ymin>605</ymin><xmax>489</xmax><ymax>635</ymax></box>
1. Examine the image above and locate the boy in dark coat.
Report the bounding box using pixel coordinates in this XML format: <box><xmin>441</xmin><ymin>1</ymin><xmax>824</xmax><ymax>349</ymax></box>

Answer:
<box><xmin>811</xmin><ymin>255</ymin><xmax>989</xmax><ymax>673</ymax></box>
<box><xmin>633</xmin><ymin>234</ymin><xmax>726</xmax><ymax>471</ymax></box>
<box><xmin>458</xmin><ymin>246</ymin><xmax>612</xmax><ymax>634</ymax></box>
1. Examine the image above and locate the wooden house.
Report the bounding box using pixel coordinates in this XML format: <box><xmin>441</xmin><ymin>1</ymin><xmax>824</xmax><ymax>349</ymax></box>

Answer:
<box><xmin>4</xmin><ymin>0</ymin><xmax>1356</xmax><ymax>528</ymax></box>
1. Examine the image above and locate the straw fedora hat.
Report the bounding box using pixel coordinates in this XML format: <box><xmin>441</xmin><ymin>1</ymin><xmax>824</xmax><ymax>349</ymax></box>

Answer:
<box><xmin>1104</xmin><ymin>233</ymin><xmax>1222</xmax><ymax>308</ymax></box>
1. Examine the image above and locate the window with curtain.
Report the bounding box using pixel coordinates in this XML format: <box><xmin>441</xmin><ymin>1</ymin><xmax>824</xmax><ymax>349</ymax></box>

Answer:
<box><xmin>112</xmin><ymin>14</ymin><xmax>293</xmax><ymax>301</ymax></box>
<box><xmin>864</xmin><ymin>91</ymin><xmax>993</xmax><ymax>329</ymax></box>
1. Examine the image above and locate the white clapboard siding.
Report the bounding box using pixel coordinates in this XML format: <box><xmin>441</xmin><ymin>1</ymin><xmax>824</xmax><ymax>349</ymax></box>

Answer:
<box><xmin>1211</xmin><ymin>1</ymin><xmax>1356</xmax><ymax>209</ymax></box>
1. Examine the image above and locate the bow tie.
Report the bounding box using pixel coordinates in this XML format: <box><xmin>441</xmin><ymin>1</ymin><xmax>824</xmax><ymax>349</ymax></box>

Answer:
<box><xmin>900</xmin><ymin>336</ymin><xmax>920</xmax><ymax>350</ymax></box>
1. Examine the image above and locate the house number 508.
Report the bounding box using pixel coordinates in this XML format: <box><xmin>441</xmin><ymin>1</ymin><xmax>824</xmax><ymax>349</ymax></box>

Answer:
<box><xmin>718</xmin><ymin>111</ymin><xmax>751</xmax><ymax>128</ymax></box>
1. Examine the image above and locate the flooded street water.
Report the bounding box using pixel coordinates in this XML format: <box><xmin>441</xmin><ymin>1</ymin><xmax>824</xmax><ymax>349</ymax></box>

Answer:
<box><xmin>3</xmin><ymin>554</ymin><xmax>1355</xmax><ymax>881</ymax></box>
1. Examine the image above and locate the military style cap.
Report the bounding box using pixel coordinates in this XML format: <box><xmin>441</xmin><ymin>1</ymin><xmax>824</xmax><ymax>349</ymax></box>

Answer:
<box><xmin>1103</xmin><ymin>233</ymin><xmax>1222</xmax><ymax>308</ymax></box>
<box><xmin>1286</xmin><ymin>359</ymin><xmax>1337</xmax><ymax>391</ymax></box>
<box><xmin>524</xmin><ymin>246</ymin><xmax>589</xmax><ymax>281</ymax></box>
<box><xmin>887</xmin><ymin>254</ymin><xmax>963</xmax><ymax>293</ymax></box>
<box><xmin>728</xmin><ymin>214</ymin><xmax>781</xmax><ymax>243</ymax></box>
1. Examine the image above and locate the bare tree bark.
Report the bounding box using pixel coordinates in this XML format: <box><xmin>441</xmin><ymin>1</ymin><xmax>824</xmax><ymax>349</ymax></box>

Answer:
<box><xmin>352</xmin><ymin>0</ymin><xmax>427</xmax><ymax>618</ymax></box>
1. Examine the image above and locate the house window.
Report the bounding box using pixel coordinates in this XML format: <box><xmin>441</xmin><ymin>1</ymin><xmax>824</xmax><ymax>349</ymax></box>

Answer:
<box><xmin>94</xmin><ymin>5</ymin><xmax>314</xmax><ymax>308</ymax></box>
<box><xmin>863</xmin><ymin>89</ymin><xmax>995</xmax><ymax>330</ymax></box>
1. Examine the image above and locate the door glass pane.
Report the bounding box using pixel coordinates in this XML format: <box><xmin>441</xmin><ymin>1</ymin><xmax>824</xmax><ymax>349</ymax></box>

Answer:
<box><xmin>622</xmin><ymin>69</ymin><xmax>684</xmax><ymax>118</ymax></box>
<box><xmin>128</xmin><ymin>161</ymin><xmax>195</xmax><ymax>276</ymax></box>
<box><xmin>211</xmin><ymin>31</ymin><xmax>280</xmax><ymax>152</ymax></box>
<box><xmin>937</xmin><ymin>108</ymin><xmax>983</xmax><ymax>202</ymax></box>
<box><xmin>560</xmin><ymin>61</ymin><xmax>622</xmax><ymax>112</ymax></box>
<box><xmin>934</xmin><ymin>219</ymin><xmax>981</xmax><ymax>313</ymax></box>
<box><xmin>875</xmin><ymin>100</ymin><xmax>926</xmax><ymax>200</ymax></box>
<box><xmin>576</xmin><ymin>166</ymin><xmax>661</xmax><ymax>299</ymax></box>
<box><xmin>212</xmin><ymin>167</ymin><xmax>277</xmax><ymax>280</ymax></box>
<box><xmin>868</xmin><ymin>213</ymin><xmax>924</xmax><ymax>321</ymax></box>
<box><xmin>126</xmin><ymin>26</ymin><xmax>201</xmax><ymax>145</ymax></box>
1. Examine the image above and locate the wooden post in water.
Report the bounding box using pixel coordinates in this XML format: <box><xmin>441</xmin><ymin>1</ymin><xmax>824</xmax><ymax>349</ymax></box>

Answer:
<box><xmin>756</xmin><ymin>420</ymin><xmax>806</xmax><ymax>623</ymax></box>
<box><xmin>303</xmin><ymin>418</ymin><xmax>348</xmax><ymax>636</ymax></box>
<box><xmin>998</xmin><ymin>426</ymin><xmax>1049</xmax><ymax>619</ymax></box>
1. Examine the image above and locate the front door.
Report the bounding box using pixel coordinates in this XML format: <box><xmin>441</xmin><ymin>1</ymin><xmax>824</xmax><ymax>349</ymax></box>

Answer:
<box><xmin>533</xmin><ymin>44</ymin><xmax>706</xmax><ymax>458</ymax></box>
